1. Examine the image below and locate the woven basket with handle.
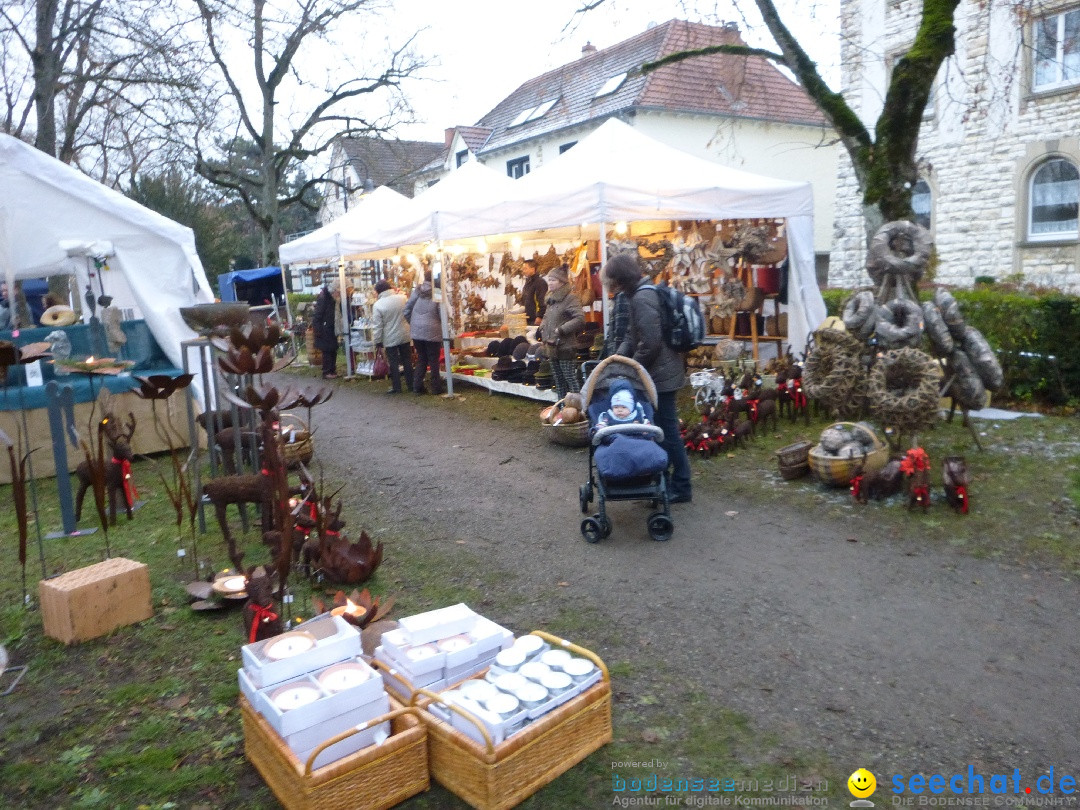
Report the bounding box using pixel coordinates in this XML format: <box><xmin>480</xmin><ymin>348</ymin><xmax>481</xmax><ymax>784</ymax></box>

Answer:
<box><xmin>807</xmin><ymin>422</ymin><xmax>888</xmax><ymax>486</ymax></box>
<box><xmin>279</xmin><ymin>412</ymin><xmax>313</xmax><ymax>467</ymax></box>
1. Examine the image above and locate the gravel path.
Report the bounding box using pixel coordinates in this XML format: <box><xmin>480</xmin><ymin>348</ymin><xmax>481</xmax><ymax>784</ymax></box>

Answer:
<box><xmin>304</xmin><ymin>377</ymin><xmax>1080</xmax><ymax>779</ymax></box>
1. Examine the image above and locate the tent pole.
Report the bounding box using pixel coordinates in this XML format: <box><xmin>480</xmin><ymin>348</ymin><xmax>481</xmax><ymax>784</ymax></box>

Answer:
<box><xmin>599</xmin><ymin>223</ymin><xmax>610</xmax><ymax>345</ymax></box>
<box><xmin>435</xmin><ymin>243</ymin><xmax>453</xmax><ymax>396</ymax></box>
<box><xmin>280</xmin><ymin>265</ymin><xmax>298</xmax><ymax>357</ymax></box>
<box><xmin>335</xmin><ymin>234</ymin><xmax>354</xmax><ymax>378</ymax></box>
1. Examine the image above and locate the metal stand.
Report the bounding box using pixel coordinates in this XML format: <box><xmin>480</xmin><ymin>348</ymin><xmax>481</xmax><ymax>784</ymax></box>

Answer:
<box><xmin>182</xmin><ymin>338</ymin><xmax>216</xmax><ymax>533</ymax></box>
<box><xmin>43</xmin><ymin>381</ymin><xmax>97</xmax><ymax>539</ymax></box>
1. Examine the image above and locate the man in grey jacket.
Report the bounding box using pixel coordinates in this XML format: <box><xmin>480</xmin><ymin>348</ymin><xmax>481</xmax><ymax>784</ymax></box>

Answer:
<box><xmin>605</xmin><ymin>253</ymin><xmax>692</xmax><ymax>504</ymax></box>
<box><xmin>371</xmin><ymin>280</ymin><xmax>413</xmax><ymax>393</ymax></box>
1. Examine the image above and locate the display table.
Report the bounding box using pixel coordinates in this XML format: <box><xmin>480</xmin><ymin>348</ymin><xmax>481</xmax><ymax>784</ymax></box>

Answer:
<box><xmin>446</xmin><ymin>372</ymin><xmax>558</xmax><ymax>403</ymax></box>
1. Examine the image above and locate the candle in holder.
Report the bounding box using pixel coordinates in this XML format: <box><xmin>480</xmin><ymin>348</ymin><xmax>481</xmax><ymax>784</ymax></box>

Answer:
<box><xmin>318</xmin><ymin>662</ymin><xmax>371</xmax><ymax>693</ymax></box>
<box><xmin>330</xmin><ymin>598</ymin><xmax>367</xmax><ymax>625</ymax></box>
<box><xmin>437</xmin><ymin>634</ymin><xmax>472</xmax><ymax>654</ymax></box>
<box><xmin>270</xmin><ymin>682</ymin><xmax>321</xmax><ymax>711</ymax></box>
<box><xmin>263</xmin><ymin>630</ymin><xmax>317</xmax><ymax>661</ymax></box>
<box><xmin>405</xmin><ymin>643</ymin><xmax>439</xmax><ymax>663</ymax></box>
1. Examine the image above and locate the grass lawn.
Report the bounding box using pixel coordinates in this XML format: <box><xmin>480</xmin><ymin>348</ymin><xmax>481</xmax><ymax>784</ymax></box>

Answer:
<box><xmin>0</xmin><ymin>366</ymin><xmax>1077</xmax><ymax>808</ymax></box>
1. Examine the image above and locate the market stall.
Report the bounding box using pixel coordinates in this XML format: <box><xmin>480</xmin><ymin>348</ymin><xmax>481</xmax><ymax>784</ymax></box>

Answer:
<box><xmin>0</xmin><ymin>134</ymin><xmax>214</xmax><ymax>481</ymax></box>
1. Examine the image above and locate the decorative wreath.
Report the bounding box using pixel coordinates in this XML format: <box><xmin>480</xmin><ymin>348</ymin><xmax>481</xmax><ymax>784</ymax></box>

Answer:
<box><xmin>842</xmin><ymin>290</ymin><xmax>878</xmax><ymax>340</ymax></box>
<box><xmin>933</xmin><ymin>288</ymin><xmax>966</xmax><ymax>339</ymax></box>
<box><xmin>867</xmin><ymin>221</ymin><xmax>932</xmax><ymax>283</ymax></box>
<box><xmin>802</xmin><ymin>329</ymin><xmax>867</xmax><ymax>418</ymax></box>
<box><xmin>945</xmin><ymin>348</ymin><xmax>988</xmax><ymax>410</ymax></box>
<box><xmin>959</xmin><ymin>325</ymin><xmax>1004</xmax><ymax>390</ymax></box>
<box><xmin>921</xmin><ymin>300</ymin><xmax>954</xmax><ymax>357</ymax></box>
<box><xmin>874</xmin><ymin>298</ymin><xmax>925</xmax><ymax>349</ymax></box>
<box><xmin>866</xmin><ymin>347</ymin><xmax>941</xmax><ymax>433</ymax></box>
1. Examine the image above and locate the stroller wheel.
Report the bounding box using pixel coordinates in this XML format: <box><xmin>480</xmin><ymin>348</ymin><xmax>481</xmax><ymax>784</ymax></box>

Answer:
<box><xmin>579</xmin><ymin>483</ymin><xmax>592</xmax><ymax>514</ymax></box>
<box><xmin>647</xmin><ymin>513</ymin><xmax>674</xmax><ymax>542</ymax></box>
<box><xmin>595</xmin><ymin>513</ymin><xmax>612</xmax><ymax>538</ymax></box>
<box><xmin>581</xmin><ymin>517</ymin><xmax>603</xmax><ymax>544</ymax></box>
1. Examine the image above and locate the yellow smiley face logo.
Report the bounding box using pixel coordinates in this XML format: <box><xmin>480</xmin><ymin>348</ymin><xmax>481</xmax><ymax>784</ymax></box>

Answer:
<box><xmin>848</xmin><ymin>768</ymin><xmax>877</xmax><ymax>798</ymax></box>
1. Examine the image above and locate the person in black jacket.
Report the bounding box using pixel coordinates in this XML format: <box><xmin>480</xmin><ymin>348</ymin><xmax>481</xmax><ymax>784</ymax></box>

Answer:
<box><xmin>311</xmin><ymin>281</ymin><xmax>340</xmax><ymax>379</ymax></box>
<box><xmin>604</xmin><ymin>253</ymin><xmax>692</xmax><ymax>504</ymax></box>
<box><xmin>520</xmin><ymin>259</ymin><xmax>547</xmax><ymax>326</ymax></box>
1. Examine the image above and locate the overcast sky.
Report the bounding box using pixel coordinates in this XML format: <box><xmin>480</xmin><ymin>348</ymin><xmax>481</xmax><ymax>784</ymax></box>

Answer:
<box><xmin>385</xmin><ymin>0</ymin><xmax>841</xmax><ymax>141</ymax></box>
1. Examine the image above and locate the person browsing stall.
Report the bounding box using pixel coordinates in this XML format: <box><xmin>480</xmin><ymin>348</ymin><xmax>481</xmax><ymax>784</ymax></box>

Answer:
<box><xmin>520</xmin><ymin>259</ymin><xmax>547</xmax><ymax>326</ymax></box>
<box><xmin>603</xmin><ymin>253</ymin><xmax>692</xmax><ymax>504</ymax></box>
<box><xmin>403</xmin><ymin>274</ymin><xmax>443</xmax><ymax>396</ymax></box>
<box><xmin>311</xmin><ymin>281</ymin><xmax>340</xmax><ymax>379</ymax></box>
<box><xmin>371</xmin><ymin>280</ymin><xmax>413</xmax><ymax>394</ymax></box>
<box><xmin>539</xmin><ymin>263</ymin><xmax>586</xmax><ymax>399</ymax></box>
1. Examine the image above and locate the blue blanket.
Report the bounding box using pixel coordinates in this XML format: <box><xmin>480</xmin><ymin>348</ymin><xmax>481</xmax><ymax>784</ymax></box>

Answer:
<box><xmin>594</xmin><ymin>434</ymin><xmax>668</xmax><ymax>480</ymax></box>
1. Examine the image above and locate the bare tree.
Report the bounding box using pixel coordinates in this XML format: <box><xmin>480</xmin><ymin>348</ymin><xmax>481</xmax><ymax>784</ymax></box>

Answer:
<box><xmin>191</xmin><ymin>0</ymin><xmax>424</xmax><ymax>265</ymax></box>
<box><xmin>0</xmin><ymin>0</ymin><xmax>207</xmax><ymax>181</ymax></box>
<box><xmin>582</xmin><ymin>0</ymin><xmax>961</xmax><ymax>240</ymax></box>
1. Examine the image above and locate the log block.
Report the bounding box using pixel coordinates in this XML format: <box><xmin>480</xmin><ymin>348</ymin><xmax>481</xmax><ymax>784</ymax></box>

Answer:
<box><xmin>39</xmin><ymin>557</ymin><xmax>152</xmax><ymax>644</ymax></box>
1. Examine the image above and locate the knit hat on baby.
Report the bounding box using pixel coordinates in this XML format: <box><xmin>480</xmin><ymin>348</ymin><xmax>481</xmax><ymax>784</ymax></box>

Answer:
<box><xmin>611</xmin><ymin>389</ymin><xmax>635</xmax><ymax>410</ymax></box>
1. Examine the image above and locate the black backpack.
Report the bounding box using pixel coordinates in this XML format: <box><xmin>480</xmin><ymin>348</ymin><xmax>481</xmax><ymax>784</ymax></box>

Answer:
<box><xmin>639</xmin><ymin>283</ymin><xmax>705</xmax><ymax>352</ymax></box>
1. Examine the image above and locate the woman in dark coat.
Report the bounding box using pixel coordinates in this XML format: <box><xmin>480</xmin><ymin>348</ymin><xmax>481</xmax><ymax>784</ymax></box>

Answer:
<box><xmin>605</xmin><ymin>253</ymin><xmax>692</xmax><ymax>504</ymax></box>
<box><xmin>403</xmin><ymin>277</ymin><xmax>443</xmax><ymax>395</ymax></box>
<box><xmin>311</xmin><ymin>281</ymin><xmax>340</xmax><ymax>379</ymax></box>
<box><xmin>539</xmin><ymin>263</ymin><xmax>586</xmax><ymax>398</ymax></box>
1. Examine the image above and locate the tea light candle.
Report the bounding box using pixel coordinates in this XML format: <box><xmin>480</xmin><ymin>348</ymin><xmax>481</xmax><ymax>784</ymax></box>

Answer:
<box><xmin>437</xmin><ymin>634</ymin><xmax>472</xmax><ymax>654</ymax></box>
<box><xmin>485</xmin><ymin>692</ymin><xmax>521</xmax><ymax>719</ymax></box>
<box><xmin>518</xmin><ymin>661</ymin><xmax>551</xmax><ymax>682</ymax></box>
<box><xmin>513</xmin><ymin>635</ymin><xmax>544</xmax><ymax>658</ymax></box>
<box><xmin>270</xmin><ymin>682</ymin><xmax>321</xmax><ymax>711</ymax></box>
<box><xmin>539</xmin><ymin>650</ymin><xmax>572</xmax><ymax>670</ymax></box>
<box><xmin>405</xmin><ymin>643</ymin><xmax>439</xmax><ymax>662</ymax></box>
<box><xmin>318</xmin><ymin>662</ymin><xmax>371</xmax><ymax>693</ymax></box>
<box><xmin>494</xmin><ymin>647</ymin><xmax>525</xmax><ymax>671</ymax></box>
<box><xmin>459</xmin><ymin>679</ymin><xmax>497</xmax><ymax>703</ymax></box>
<box><xmin>562</xmin><ymin>657</ymin><xmax>596</xmax><ymax>681</ymax></box>
<box><xmin>492</xmin><ymin>673</ymin><xmax>528</xmax><ymax>694</ymax></box>
<box><xmin>514</xmin><ymin>682</ymin><xmax>548</xmax><ymax>709</ymax></box>
<box><xmin>540</xmin><ymin>671</ymin><xmax>573</xmax><ymax>695</ymax></box>
<box><xmin>263</xmin><ymin>631</ymin><xmax>316</xmax><ymax>660</ymax></box>
<box><xmin>330</xmin><ymin>598</ymin><xmax>367</xmax><ymax>623</ymax></box>
<box><xmin>219</xmin><ymin>575</ymin><xmax>246</xmax><ymax>593</ymax></box>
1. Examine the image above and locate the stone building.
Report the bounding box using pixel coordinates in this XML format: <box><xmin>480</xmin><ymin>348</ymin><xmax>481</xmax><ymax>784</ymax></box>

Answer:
<box><xmin>831</xmin><ymin>0</ymin><xmax>1080</xmax><ymax>292</ymax></box>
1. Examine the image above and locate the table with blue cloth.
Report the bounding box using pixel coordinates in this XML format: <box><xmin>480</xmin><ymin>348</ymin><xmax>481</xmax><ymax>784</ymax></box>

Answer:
<box><xmin>0</xmin><ymin>320</ymin><xmax>190</xmax><ymax>483</ymax></box>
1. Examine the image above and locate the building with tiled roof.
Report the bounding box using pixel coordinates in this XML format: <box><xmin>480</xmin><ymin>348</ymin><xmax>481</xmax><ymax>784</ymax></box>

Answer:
<box><xmin>319</xmin><ymin>136</ymin><xmax>443</xmax><ymax>223</ymax></box>
<box><xmin>418</xmin><ymin>19</ymin><xmax>839</xmax><ymax>270</ymax></box>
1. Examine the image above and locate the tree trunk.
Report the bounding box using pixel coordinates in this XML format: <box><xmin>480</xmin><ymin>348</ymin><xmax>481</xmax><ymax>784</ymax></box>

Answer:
<box><xmin>31</xmin><ymin>0</ymin><xmax>60</xmax><ymax>156</ymax></box>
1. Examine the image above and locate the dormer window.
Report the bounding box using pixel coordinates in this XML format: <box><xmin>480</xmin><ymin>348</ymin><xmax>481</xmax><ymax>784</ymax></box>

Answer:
<box><xmin>594</xmin><ymin>72</ymin><xmax>627</xmax><ymax>98</ymax></box>
<box><xmin>508</xmin><ymin>98</ymin><xmax>559</xmax><ymax>128</ymax></box>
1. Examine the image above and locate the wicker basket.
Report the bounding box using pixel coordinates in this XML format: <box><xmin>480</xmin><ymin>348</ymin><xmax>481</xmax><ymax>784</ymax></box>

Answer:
<box><xmin>775</xmin><ymin>440</ymin><xmax>813</xmax><ymax>481</ymax></box>
<box><xmin>414</xmin><ymin>631</ymin><xmax>612</xmax><ymax>810</ymax></box>
<box><xmin>305</xmin><ymin>330</ymin><xmax>322</xmax><ymax>367</ymax></box>
<box><xmin>279</xmin><ymin>413</ymin><xmax>313</xmax><ymax>467</ymax></box>
<box><xmin>241</xmin><ymin>695</ymin><xmax>429</xmax><ymax>810</ymax></box>
<box><xmin>807</xmin><ymin>422</ymin><xmax>888</xmax><ymax>486</ymax></box>
<box><xmin>541</xmin><ymin>399</ymin><xmax>590</xmax><ymax>448</ymax></box>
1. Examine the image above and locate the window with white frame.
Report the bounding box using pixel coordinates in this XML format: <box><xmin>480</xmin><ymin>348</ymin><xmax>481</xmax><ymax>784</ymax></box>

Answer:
<box><xmin>912</xmin><ymin>179</ymin><xmax>932</xmax><ymax>230</ymax></box>
<box><xmin>507</xmin><ymin>156</ymin><xmax>530</xmax><ymax>179</ymax></box>
<box><xmin>1028</xmin><ymin>157</ymin><xmax>1079</xmax><ymax>239</ymax></box>
<box><xmin>1033</xmin><ymin>8</ymin><xmax>1080</xmax><ymax>91</ymax></box>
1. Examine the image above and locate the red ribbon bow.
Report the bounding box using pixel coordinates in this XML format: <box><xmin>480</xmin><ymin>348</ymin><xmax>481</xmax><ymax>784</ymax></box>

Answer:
<box><xmin>113</xmin><ymin>457</ymin><xmax>138</xmax><ymax>508</ymax></box>
<box><xmin>954</xmin><ymin>485</ymin><xmax>969</xmax><ymax>514</ymax></box>
<box><xmin>850</xmin><ymin>474</ymin><xmax>863</xmax><ymax>501</ymax></box>
<box><xmin>249</xmin><ymin>603</ymin><xmax>279</xmax><ymax>643</ymax></box>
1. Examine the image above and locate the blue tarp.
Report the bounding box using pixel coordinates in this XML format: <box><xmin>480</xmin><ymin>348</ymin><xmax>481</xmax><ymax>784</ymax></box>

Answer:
<box><xmin>218</xmin><ymin>266</ymin><xmax>283</xmax><ymax>303</ymax></box>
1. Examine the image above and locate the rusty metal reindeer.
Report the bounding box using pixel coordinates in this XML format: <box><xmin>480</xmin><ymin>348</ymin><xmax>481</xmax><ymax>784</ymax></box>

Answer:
<box><xmin>75</xmin><ymin>412</ymin><xmax>138</xmax><ymax>526</ymax></box>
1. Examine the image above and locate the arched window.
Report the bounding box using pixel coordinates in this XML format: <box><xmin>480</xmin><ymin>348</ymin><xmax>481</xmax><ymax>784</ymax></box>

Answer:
<box><xmin>911</xmin><ymin>180</ymin><xmax>932</xmax><ymax>231</ymax></box>
<box><xmin>1029</xmin><ymin>158</ymin><xmax>1079</xmax><ymax>239</ymax></box>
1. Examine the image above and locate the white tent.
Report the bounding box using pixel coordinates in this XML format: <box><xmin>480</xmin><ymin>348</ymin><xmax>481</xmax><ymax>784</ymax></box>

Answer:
<box><xmin>0</xmin><ymin>133</ymin><xmax>214</xmax><ymax>371</ymax></box>
<box><xmin>432</xmin><ymin>119</ymin><xmax>825</xmax><ymax>352</ymax></box>
<box><xmin>278</xmin><ymin>185</ymin><xmax>411</xmax><ymax>265</ymax></box>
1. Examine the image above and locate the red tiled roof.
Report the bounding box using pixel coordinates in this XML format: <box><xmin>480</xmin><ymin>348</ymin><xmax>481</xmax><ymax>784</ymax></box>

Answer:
<box><xmin>474</xmin><ymin>19</ymin><xmax>827</xmax><ymax>155</ymax></box>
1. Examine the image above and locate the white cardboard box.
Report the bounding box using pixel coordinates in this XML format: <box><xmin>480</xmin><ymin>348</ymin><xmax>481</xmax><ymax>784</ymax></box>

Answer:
<box><xmin>444</xmin><ymin>651</ymin><xmax>497</xmax><ymax>684</ymax></box>
<box><xmin>468</xmin><ymin>617</ymin><xmax>514</xmax><ymax>655</ymax></box>
<box><xmin>397</xmin><ymin>603</ymin><xmax>477</xmax><ymax>645</ymax></box>
<box><xmin>257</xmin><ymin>673</ymin><xmax>387</xmax><ymax>737</ymax></box>
<box><xmin>375</xmin><ymin>645</ymin><xmax>446</xmax><ymax>686</ymax></box>
<box><xmin>241</xmin><ymin>615</ymin><xmax>360</xmax><ymax>688</ymax></box>
<box><xmin>293</xmin><ymin>717</ymin><xmax>391</xmax><ymax>772</ymax></box>
<box><xmin>284</xmin><ymin>693</ymin><xmax>390</xmax><ymax>754</ymax></box>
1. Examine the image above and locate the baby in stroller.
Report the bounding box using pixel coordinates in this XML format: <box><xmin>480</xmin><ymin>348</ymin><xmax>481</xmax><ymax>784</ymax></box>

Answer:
<box><xmin>578</xmin><ymin>356</ymin><xmax>675</xmax><ymax>543</ymax></box>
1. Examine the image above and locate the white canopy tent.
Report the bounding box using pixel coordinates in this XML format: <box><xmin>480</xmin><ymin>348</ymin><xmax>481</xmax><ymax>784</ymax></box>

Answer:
<box><xmin>338</xmin><ymin>120</ymin><xmax>825</xmax><ymax>353</ymax></box>
<box><xmin>0</xmin><ymin>133</ymin><xmax>214</xmax><ymax>371</ymax></box>
<box><xmin>278</xmin><ymin>185</ymin><xmax>411</xmax><ymax>265</ymax></box>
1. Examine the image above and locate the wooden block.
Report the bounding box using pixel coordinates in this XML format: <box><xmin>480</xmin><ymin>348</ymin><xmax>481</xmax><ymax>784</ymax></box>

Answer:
<box><xmin>39</xmin><ymin>558</ymin><xmax>153</xmax><ymax>644</ymax></box>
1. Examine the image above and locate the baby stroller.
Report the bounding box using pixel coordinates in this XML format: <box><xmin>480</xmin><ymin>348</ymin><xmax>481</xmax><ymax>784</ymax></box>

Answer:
<box><xmin>578</xmin><ymin>355</ymin><xmax>674</xmax><ymax>543</ymax></box>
